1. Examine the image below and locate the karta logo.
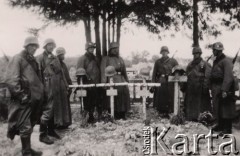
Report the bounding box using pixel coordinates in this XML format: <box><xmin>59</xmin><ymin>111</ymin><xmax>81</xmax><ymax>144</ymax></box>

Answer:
<box><xmin>142</xmin><ymin>126</ymin><xmax>239</xmax><ymax>155</ymax></box>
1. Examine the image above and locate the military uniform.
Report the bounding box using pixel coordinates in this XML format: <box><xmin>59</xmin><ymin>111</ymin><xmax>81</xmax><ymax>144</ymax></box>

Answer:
<box><xmin>4</xmin><ymin>37</ymin><xmax>43</xmax><ymax>155</ymax></box>
<box><xmin>36</xmin><ymin>38</ymin><xmax>62</xmax><ymax>144</ymax></box>
<box><xmin>54</xmin><ymin>47</ymin><xmax>72</xmax><ymax>128</ymax></box>
<box><xmin>76</xmin><ymin>42</ymin><xmax>101</xmax><ymax>122</ymax></box>
<box><xmin>184</xmin><ymin>47</ymin><xmax>212</xmax><ymax>121</ymax></box>
<box><xmin>210</xmin><ymin>42</ymin><xmax>236</xmax><ymax>134</ymax></box>
<box><xmin>152</xmin><ymin>46</ymin><xmax>178</xmax><ymax>114</ymax></box>
<box><xmin>100</xmin><ymin>42</ymin><xmax>130</xmax><ymax>119</ymax></box>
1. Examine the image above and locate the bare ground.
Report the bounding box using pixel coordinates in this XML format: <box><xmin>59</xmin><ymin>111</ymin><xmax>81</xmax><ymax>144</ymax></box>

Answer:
<box><xmin>0</xmin><ymin>104</ymin><xmax>240</xmax><ymax>156</ymax></box>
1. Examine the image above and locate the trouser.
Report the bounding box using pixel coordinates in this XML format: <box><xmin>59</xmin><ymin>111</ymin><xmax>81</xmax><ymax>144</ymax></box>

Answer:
<box><xmin>40</xmin><ymin>116</ymin><xmax>55</xmax><ymax>137</ymax></box>
<box><xmin>218</xmin><ymin>117</ymin><xmax>232</xmax><ymax>133</ymax></box>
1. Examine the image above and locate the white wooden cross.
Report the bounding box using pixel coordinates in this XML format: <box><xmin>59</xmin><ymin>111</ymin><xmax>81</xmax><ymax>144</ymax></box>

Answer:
<box><xmin>75</xmin><ymin>77</ymin><xmax>87</xmax><ymax>112</ymax></box>
<box><xmin>138</xmin><ymin>78</ymin><xmax>151</xmax><ymax>121</ymax></box>
<box><xmin>106</xmin><ymin>77</ymin><xmax>118</xmax><ymax>118</ymax></box>
<box><xmin>168</xmin><ymin>74</ymin><xmax>187</xmax><ymax>115</ymax></box>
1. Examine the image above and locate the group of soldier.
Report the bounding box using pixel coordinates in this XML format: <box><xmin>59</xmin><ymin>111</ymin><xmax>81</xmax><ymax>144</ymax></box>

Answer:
<box><xmin>3</xmin><ymin>35</ymin><xmax>238</xmax><ymax>156</ymax></box>
<box><xmin>151</xmin><ymin>43</ymin><xmax>237</xmax><ymax>137</ymax></box>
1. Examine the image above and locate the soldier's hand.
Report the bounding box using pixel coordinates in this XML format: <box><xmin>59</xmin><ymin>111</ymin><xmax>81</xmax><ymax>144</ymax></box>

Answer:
<box><xmin>149</xmin><ymin>87</ymin><xmax>155</xmax><ymax>93</ymax></box>
<box><xmin>21</xmin><ymin>94</ymin><xmax>30</xmax><ymax>105</ymax></box>
<box><xmin>222</xmin><ymin>92</ymin><xmax>227</xmax><ymax>98</ymax></box>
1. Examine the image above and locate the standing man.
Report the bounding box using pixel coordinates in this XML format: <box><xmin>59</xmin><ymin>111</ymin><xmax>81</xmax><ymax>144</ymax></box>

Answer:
<box><xmin>55</xmin><ymin>47</ymin><xmax>72</xmax><ymax>129</ymax></box>
<box><xmin>184</xmin><ymin>47</ymin><xmax>212</xmax><ymax>121</ymax></box>
<box><xmin>101</xmin><ymin>42</ymin><xmax>130</xmax><ymax>120</ymax></box>
<box><xmin>151</xmin><ymin>46</ymin><xmax>178</xmax><ymax>117</ymax></box>
<box><xmin>36</xmin><ymin>38</ymin><xmax>60</xmax><ymax>144</ymax></box>
<box><xmin>210</xmin><ymin>42</ymin><xmax>236</xmax><ymax>134</ymax></box>
<box><xmin>76</xmin><ymin>42</ymin><xmax>101</xmax><ymax>123</ymax></box>
<box><xmin>4</xmin><ymin>36</ymin><xmax>43</xmax><ymax>155</ymax></box>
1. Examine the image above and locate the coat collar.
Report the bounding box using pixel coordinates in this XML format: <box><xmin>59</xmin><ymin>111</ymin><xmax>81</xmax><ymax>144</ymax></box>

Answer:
<box><xmin>43</xmin><ymin>50</ymin><xmax>55</xmax><ymax>59</ymax></box>
<box><xmin>214</xmin><ymin>53</ymin><xmax>226</xmax><ymax>66</ymax></box>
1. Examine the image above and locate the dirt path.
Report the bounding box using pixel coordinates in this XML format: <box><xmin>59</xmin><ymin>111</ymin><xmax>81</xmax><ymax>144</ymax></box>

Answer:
<box><xmin>0</xmin><ymin>106</ymin><xmax>240</xmax><ymax>156</ymax></box>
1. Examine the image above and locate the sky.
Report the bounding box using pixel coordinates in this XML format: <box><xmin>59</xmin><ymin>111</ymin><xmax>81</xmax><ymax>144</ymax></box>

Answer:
<box><xmin>0</xmin><ymin>0</ymin><xmax>240</xmax><ymax>59</ymax></box>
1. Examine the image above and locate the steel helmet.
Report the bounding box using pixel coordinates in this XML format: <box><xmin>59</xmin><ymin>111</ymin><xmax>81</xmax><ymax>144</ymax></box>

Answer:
<box><xmin>56</xmin><ymin>47</ymin><xmax>66</xmax><ymax>56</ymax></box>
<box><xmin>192</xmin><ymin>47</ymin><xmax>202</xmax><ymax>54</ymax></box>
<box><xmin>139</xmin><ymin>67</ymin><xmax>150</xmax><ymax>78</ymax></box>
<box><xmin>105</xmin><ymin>66</ymin><xmax>116</xmax><ymax>77</ymax></box>
<box><xmin>76</xmin><ymin>68</ymin><xmax>86</xmax><ymax>76</ymax></box>
<box><xmin>172</xmin><ymin>65</ymin><xmax>185</xmax><ymax>76</ymax></box>
<box><xmin>85</xmin><ymin>42</ymin><xmax>96</xmax><ymax>50</ymax></box>
<box><xmin>23</xmin><ymin>36</ymin><xmax>39</xmax><ymax>48</ymax></box>
<box><xmin>212</xmin><ymin>42</ymin><xmax>224</xmax><ymax>50</ymax></box>
<box><xmin>160</xmin><ymin>46</ymin><xmax>169</xmax><ymax>54</ymax></box>
<box><xmin>109</xmin><ymin>42</ymin><xmax>119</xmax><ymax>50</ymax></box>
<box><xmin>43</xmin><ymin>38</ymin><xmax>56</xmax><ymax>48</ymax></box>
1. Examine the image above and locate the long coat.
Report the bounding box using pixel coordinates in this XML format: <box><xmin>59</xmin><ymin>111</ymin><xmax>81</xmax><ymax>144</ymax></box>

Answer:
<box><xmin>152</xmin><ymin>56</ymin><xmax>178</xmax><ymax>113</ymax></box>
<box><xmin>210</xmin><ymin>54</ymin><xmax>236</xmax><ymax>119</ymax></box>
<box><xmin>76</xmin><ymin>52</ymin><xmax>101</xmax><ymax>113</ymax></box>
<box><xmin>100</xmin><ymin>55</ymin><xmax>130</xmax><ymax>113</ymax></box>
<box><xmin>184</xmin><ymin>57</ymin><xmax>212</xmax><ymax>121</ymax></box>
<box><xmin>36</xmin><ymin>51</ymin><xmax>71</xmax><ymax>127</ymax></box>
<box><xmin>4</xmin><ymin>50</ymin><xmax>44</xmax><ymax>139</ymax></box>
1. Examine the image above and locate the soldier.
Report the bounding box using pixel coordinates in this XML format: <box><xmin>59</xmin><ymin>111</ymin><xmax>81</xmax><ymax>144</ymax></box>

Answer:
<box><xmin>101</xmin><ymin>42</ymin><xmax>130</xmax><ymax>120</ymax></box>
<box><xmin>184</xmin><ymin>47</ymin><xmax>212</xmax><ymax>121</ymax></box>
<box><xmin>36</xmin><ymin>38</ymin><xmax>61</xmax><ymax>144</ymax></box>
<box><xmin>4</xmin><ymin>36</ymin><xmax>43</xmax><ymax>156</ymax></box>
<box><xmin>55</xmin><ymin>47</ymin><xmax>72</xmax><ymax>129</ymax></box>
<box><xmin>76</xmin><ymin>42</ymin><xmax>101</xmax><ymax>123</ymax></box>
<box><xmin>151</xmin><ymin>46</ymin><xmax>178</xmax><ymax>117</ymax></box>
<box><xmin>210</xmin><ymin>42</ymin><xmax>236</xmax><ymax>135</ymax></box>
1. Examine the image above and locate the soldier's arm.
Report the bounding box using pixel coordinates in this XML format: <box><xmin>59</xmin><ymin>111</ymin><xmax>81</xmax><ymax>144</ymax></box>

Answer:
<box><xmin>76</xmin><ymin>56</ymin><xmax>85</xmax><ymax>69</ymax></box>
<box><xmin>203</xmin><ymin>62</ymin><xmax>212</xmax><ymax>89</ymax></box>
<box><xmin>121</xmin><ymin>57</ymin><xmax>129</xmax><ymax>82</ymax></box>
<box><xmin>152</xmin><ymin>61</ymin><xmax>157</xmax><ymax>82</ymax></box>
<box><xmin>222</xmin><ymin>59</ymin><xmax>234</xmax><ymax>92</ymax></box>
<box><xmin>100</xmin><ymin>57</ymin><xmax>108</xmax><ymax>83</ymax></box>
<box><xmin>36</xmin><ymin>55</ymin><xmax>44</xmax><ymax>83</ymax></box>
<box><xmin>5</xmin><ymin>56</ymin><xmax>25</xmax><ymax>100</ymax></box>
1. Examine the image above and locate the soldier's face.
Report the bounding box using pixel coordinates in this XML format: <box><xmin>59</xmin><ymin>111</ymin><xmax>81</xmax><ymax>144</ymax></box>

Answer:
<box><xmin>161</xmin><ymin>51</ymin><xmax>168</xmax><ymax>57</ymax></box>
<box><xmin>193</xmin><ymin>53</ymin><xmax>201</xmax><ymax>59</ymax></box>
<box><xmin>58</xmin><ymin>54</ymin><xmax>65</xmax><ymax>61</ymax></box>
<box><xmin>111</xmin><ymin>48</ymin><xmax>119</xmax><ymax>55</ymax></box>
<box><xmin>87</xmin><ymin>47</ymin><xmax>95</xmax><ymax>53</ymax></box>
<box><xmin>45</xmin><ymin>43</ymin><xmax>55</xmax><ymax>53</ymax></box>
<box><xmin>212</xmin><ymin>49</ymin><xmax>218</xmax><ymax>56</ymax></box>
<box><xmin>26</xmin><ymin>44</ymin><xmax>38</xmax><ymax>55</ymax></box>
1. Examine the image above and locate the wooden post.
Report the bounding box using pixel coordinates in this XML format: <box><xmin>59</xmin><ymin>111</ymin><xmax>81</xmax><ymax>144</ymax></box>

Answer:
<box><xmin>138</xmin><ymin>78</ymin><xmax>150</xmax><ymax>121</ymax></box>
<box><xmin>168</xmin><ymin>75</ymin><xmax>187</xmax><ymax>115</ymax></box>
<box><xmin>75</xmin><ymin>77</ymin><xmax>87</xmax><ymax>113</ymax></box>
<box><xmin>106</xmin><ymin>77</ymin><xmax>118</xmax><ymax>118</ymax></box>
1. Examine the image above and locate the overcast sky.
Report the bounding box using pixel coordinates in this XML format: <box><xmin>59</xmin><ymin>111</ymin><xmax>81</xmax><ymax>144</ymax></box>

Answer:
<box><xmin>0</xmin><ymin>0</ymin><xmax>240</xmax><ymax>59</ymax></box>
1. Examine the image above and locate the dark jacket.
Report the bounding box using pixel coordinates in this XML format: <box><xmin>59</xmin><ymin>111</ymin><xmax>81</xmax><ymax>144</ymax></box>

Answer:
<box><xmin>100</xmin><ymin>53</ymin><xmax>130</xmax><ymax>113</ymax></box>
<box><xmin>184</xmin><ymin>57</ymin><xmax>212</xmax><ymax>120</ymax></box>
<box><xmin>210</xmin><ymin>53</ymin><xmax>236</xmax><ymax>119</ymax></box>
<box><xmin>36</xmin><ymin>51</ymin><xmax>70</xmax><ymax>126</ymax></box>
<box><xmin>5</xmin><ymin>50</ymin><xmax>44</xmax><ymax>139</ymax></box>
<box><xmin>76</xmin><ymin>52</ymin><xmax>101</xmax><ymax>84</ymax></box>
<box><xmin>152</xmin><ymin>56</ymin><xmax>178</xmax><ymax>113</ymax></box>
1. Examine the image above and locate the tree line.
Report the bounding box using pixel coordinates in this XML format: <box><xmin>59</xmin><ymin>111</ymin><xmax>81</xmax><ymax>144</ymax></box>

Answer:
<box><xmin>8</xmin><ymin>0</ymin><xmax>240</xmax><ymax>59</ymax></box>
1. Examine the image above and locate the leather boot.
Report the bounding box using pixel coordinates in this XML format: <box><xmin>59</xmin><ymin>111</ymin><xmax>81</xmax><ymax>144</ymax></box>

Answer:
<box><xmin>39</xmin><ymin>124</ymin><xmax>54</xmax><ymax>145</ymax></box>
<box><xmin>21</xmin><ymin>136</ymin><xmax>42</xmax><ymax>156</ymax></box>
<box><xmin>48</xmin><ymin>129</ymin><xmax>61</xmax><ymax>139</ymax></box>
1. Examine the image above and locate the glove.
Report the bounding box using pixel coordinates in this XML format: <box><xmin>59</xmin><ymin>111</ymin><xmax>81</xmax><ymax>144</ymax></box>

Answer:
<box><xmin>149</xmin><ymin>87</ymin><xmax>155</xmax><ymax>93</ymax></box>
<box><xmin>20</xmin><ymin>93</ymin><xmax>30</xmax><ymax>105</ymax></box>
